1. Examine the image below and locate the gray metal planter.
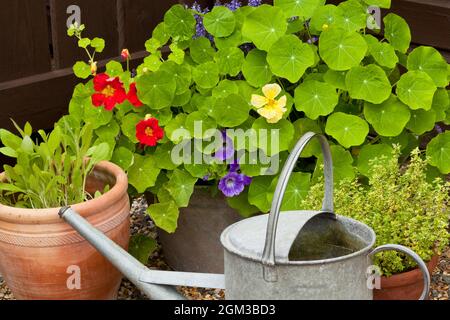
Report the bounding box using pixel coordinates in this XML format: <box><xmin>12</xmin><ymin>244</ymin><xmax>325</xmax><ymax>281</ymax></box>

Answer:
<box><xmin>158</xmin><ymin>187</ymin><xmax>242</xmax><ymax>274</ymax></box>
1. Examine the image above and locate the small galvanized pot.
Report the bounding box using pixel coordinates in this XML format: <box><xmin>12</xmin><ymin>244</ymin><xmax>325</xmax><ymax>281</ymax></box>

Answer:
<box><xmin>220</xmin><ymin>132</ymin><xmax>430</xmax><ymax>300</ymax></box>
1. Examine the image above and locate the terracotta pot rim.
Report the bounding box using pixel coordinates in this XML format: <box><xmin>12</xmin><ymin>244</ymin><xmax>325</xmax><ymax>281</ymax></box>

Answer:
<box><xmin>0</xmin><ymin>160</ymin><xmax>128</xmax><ymax>224</ymax></box>
<box><xmin>379</xmin><ymin>255</ymin><xmax>439</xmax><ymax>288</ymax></box>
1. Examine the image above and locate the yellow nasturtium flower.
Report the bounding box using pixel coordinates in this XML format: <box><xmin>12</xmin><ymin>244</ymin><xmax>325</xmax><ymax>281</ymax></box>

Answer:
<box><xmin>251</xmin><ymin>83</ymin><xmax>287</xmax><ymax>124</ymax></box>
<box><xmin>322</xmin><ymin>23</ymin><xmax>329</xmax><ymax>31</ymax></box>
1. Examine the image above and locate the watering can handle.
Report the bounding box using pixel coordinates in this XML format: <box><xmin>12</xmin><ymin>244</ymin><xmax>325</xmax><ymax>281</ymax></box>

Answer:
<box><xmin>261</xmin><ymin>132</ymin><xmax>334</xmax><ymax>278</ymax></box>
<box><xmin>369</xmin><ymin>244</ymin><xmax>431</xmax><ymax>300</ymax></box>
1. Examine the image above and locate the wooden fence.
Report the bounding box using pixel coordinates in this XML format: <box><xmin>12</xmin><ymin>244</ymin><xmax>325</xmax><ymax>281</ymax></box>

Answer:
<box><xmin>0</xmin><ymin>0</ymin><xmax>448</xmax><ymax>133</ymax></box>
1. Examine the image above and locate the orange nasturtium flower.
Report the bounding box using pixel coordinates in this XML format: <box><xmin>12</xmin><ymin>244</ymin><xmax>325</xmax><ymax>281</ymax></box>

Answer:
<box><xmin>251</xmin><ymin>83</ymin><xmax>287</xmax><ymax>124</ymax></box>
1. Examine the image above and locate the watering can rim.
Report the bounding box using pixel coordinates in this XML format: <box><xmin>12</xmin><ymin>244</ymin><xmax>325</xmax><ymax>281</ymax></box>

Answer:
<box><xmin>220</xmin><ymin>211</ymin><xmax>377</xmax><ymax>266</ymax></box>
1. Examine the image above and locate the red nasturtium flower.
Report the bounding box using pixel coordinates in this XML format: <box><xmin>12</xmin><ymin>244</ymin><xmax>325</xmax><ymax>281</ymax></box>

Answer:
<box><xmin>136</xmin><ymin>116</ymin><xmax>164</xmax><ymax>147</ymax></box>
<box><xmin>91</xmin><ymin>73</ymin><xmax>126</xmax><ymax>111</ymax></box>
<box><xmin>127</xmin><ymin>83</ymin><xmax>144</xmax><ymax>107</ymax></box>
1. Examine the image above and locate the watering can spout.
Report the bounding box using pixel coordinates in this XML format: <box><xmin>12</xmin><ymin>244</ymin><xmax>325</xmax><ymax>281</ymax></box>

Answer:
<box><xmin>59</xmin><ymin>207</ymin><xmax>225</xmax><ymax>299</ymax></box>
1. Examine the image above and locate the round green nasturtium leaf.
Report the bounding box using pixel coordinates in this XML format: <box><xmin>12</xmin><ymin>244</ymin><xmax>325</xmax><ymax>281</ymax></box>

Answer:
<box><xmin>426</xmin><ymin>131</ymin><xmax>450</xmax><ymax>174</ymax></box>
<box><xmin>73</xmin><ymin>61</ymin><xmax>91</xmax><ymax>79</ymax></box>
<box><xmin>248</xmin><ymin>175</ymin><xmax>275</xmax><ymax>213</ymax></box>
<box><xmin>159</xmin><ymin>61</ymin><xmax>192</xmax><ymax>95</ymax></box>
<box><xmin>345</xmin><ymin>64</ymin><xmax>392</xmax><ymax>104</ymax></box>
<box><xmin>203</xmin><ymin>6</ymin><xmax>236</xmax><ymax>38</ymax></box>
<box><xmin>242</xmin><ymin>49</ymin><xmax>273</xmax><ymax>87</ymax></box>
<box><xmin>211</xmin><ymin>94</ymin><xmax>250</xmax><ymax>127</ymax></box>
<box><xmin>241</xmin><ymin>5</ymin><xmax>287</xmax><ymax>51</ymax></box>
<box><xmin>215</xmin><ymin>47</ymin><xmax>245</xmax><ymax>77</ymax></box>
<box><xmin>292</xmin><ymin>118</ymin><xmax>322</xmax><ymax>158</ymax></box>
<box><xmin>185</xmin><ymin>111</ymin><xmax>217</xmax><ymax>139</ymax></box>
<box><xmin>384</xmin><ymin>13</ymin><xmax>411</xmax><ymax>54</ymax></box>
<box><xmin>407</xmin><ymin>46</ymin><xmax>449</xmax><ymax>88</ymax></box>
<box><xmin>357</xmin><ymin>144</ymin><xmax>393</xmax><ymax>177</ymax></box>
<box><xmin>173</xmin><ymin>89</ymin><xmax>192</xmax><ymax>107</ymax></box>
<box><xmin>152</xmin><ymin>22</ymin><xmax>170</xmax><ymax>46</ymax></box>
<box><xmin>184</xmin><ymin>162</ymin><xmax>210</xmax><ymax>179</ymax></box>
<box><xmin>325</xmin><ymin>112</ymin><xmax>369</xmax><ymax>148</ymax></box>
<box><xmin>294</xmin><ymin>80</ymin><xmax>338</xmax><ymax>119</ymax></box>
<box><xmin>83</xmin><ymin>102</ymin><xmax>113</xmax><ymax>129</ymax></box>
<box><xmin>367</xmin><ymin>41</ymin><xmax>398</xmax><ymax>69</ymax></box>
<box><xmin>165</xmin><ymin>169</ymin><xmax>198</xmax><ymax>207</ymax></box>
<box><xmin>214</xmin><ymin>30</ymin><xmax>244</xmax><ymax>50</ymax></box>
<box><xmin>267</xmin><ymin>35</ymin><xmax>315</xmax><ymax>83</ymax></box>
<box><xmin>153</xmin><ymin>143</ymin><xmax>179</xmax><ymax>170</ymax></box>
<box><xmin>227</xmin><ymin>189</ymin><xmax>259</xmax><ymax>218</ymax></box>
<box><xmin>147</xmin><ymin>201</ymin><xmax>179</xmax><ymax>234</ymax></box>
<box><xmin>252</xmin><ymin>118</ymin><xmax>295</xmax><ymax>156</ymax></box>
<box><xmin>324</xmin><ymin>69</ymin><xmax>347</xmax><ymax>90</ymax></box>
<box><xmin>381</xmin><ymin>131</ymin><xmax>418</xmax><ymax>152</ymax></box>
<box><xmin>120</xmin><ymin>113</ymin><xmax>141</xmax><ymax>143</ymax></box>
<box><xmin>145</xmin><ymin>38</ymin><xmax>161</xmax><ymax>54</ymax></box>
<box><xmin>212</xmin><ymin>80</ymin><xmax>239</xmax><ymax>99</ymax></box>
<box><xmin>363</xmin><ymin>0</ymin><xmax>391</xmax><ymax>9</ymax></box>
<box><xmin>364</xmin><ymin>95</ymin><xmax>411</xmax><ymax>137</ymax></box>
<box><xmin>406</xmin><ymin>109</ymin><xmax>436</xmax><ymax>135</ymax></box>
<box><xmin>274</xmin><ymin>0</ymin><xmax>324</xmax><ymax>19</ymax></box>
<box><xmin>319</xmin><ymin>28</ymin><xmax>367</xmax><ymax>71</ymax></box>
<box><xmin>143</xmin><ymin>54</ymin><xmax>162</xmax><ymax>72</ymax></box>
<box><xmin>189</xmin><ymin>37</ymin><xmax>215</xmax><ymax>64</ymax></box>
<box><xmin>111</xmin><ymin>147</ymin><xmax>134</xmax><ymax>171</ymax></box>
<box><xmin>432</xmin><ymin>89</ymin><xmax>450</xmax><ymax>122</ymax></box>
<box><xmin>152</xmin><ymin>108</ymin><xmax>173</xmax><ymax>126</ymax></box>
<box><xmin>192</xmin><ymin>62</ymin><xmax>220</xmax><ymax>89</ymax></box>
<box><xmin>96</xmin><ymin>120</ymin><xmax>120</xmax><ymax>140</ymax></box>
<box><xmin>310</xmin><ymin>4</ymin><xmax>343</xmax><ymax>33</ymax></box>
<box><xmin>164</xmin><ymin>4</ymin><xmax>196</xmax><ymax>41</ymax></box>
<box><xmin>396</xmin><ymin>71</ymin><xmax>437</xmax><ymax>110</ymax></box>
<box><xmin>91</xmin><ymin>37</ymin><xmax>105</xmax><ymax>53</ymax></box>
<box><xmin>128</xmin><ymin>154</ymin><xmax>161</xmax><ymax>193</ymax></box>
<box><xmin>268</xmin><ymin>172</ymin><xmax>311</xmax><ymax>211</ymax></box>
<box><xmin>165</xmin><ymin>114</ymin><xmax>189</xmax><ymax>144</ymax></box>
<box><xmin>314</xmin><ymin>144</ymin><xmax>355</xmax><ymax>183</ymax></box>
<box><xmin>136</xmin><ymin>70</ymin><xmax>176</xmax><ymax>109</ymax></box>
<box><xmin>338</xmin><ymin>0</ymin><xmax>367</xmax><ymax>33</ymax></box>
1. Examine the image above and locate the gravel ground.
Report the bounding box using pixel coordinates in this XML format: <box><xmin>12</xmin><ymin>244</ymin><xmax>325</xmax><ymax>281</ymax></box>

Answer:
<box><xmin>0</xmin><ymin>198</ymin><xmax>448</xmax><ymax>300</ymax></box>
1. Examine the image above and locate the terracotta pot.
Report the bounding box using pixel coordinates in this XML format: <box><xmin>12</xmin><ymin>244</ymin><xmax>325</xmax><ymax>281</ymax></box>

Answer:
<box><xmin>157</xmin><ymin>187</ymin><xmax>243</xmax><ymax>274</ymax></box>
<box><xmin>0</xmin><ymin>161</ymin><xmax>130</xmax><ymax>300</ymax></box>
<box><xmin>373</xmin><ymin>255</ymin><xmax>439</xmax><ymax>300</ymax></box>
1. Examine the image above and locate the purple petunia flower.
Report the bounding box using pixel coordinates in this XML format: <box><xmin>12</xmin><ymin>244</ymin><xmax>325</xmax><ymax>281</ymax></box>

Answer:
<box><xmin>307</xmin><ymin>36</ymin><xmax>319</xmax><ymax>44</ymax></box>
<box><xmin>215</xmin><ymin>131</ymin><xmax>235</xmax><ymax>161</ymax></box>
<box><xmin>218</xmin><ymin>159</ymin><xmax>252</xmax><ymax>197</ymax></box>
<box><xmin>191</xmin><ymin>2</ymin><xmax>210</xmax><ymax>38</ymax></box>
<box><xmin>248</xmin><ymin>0</ymin><xmax>262</xmax><ymax>7</ymax></box>
<box><xmin>218</xmin><ymin>171</ymin><xmax>252</xmax><ymax>197</ymax></box>
<box><xmin>226</xmin><ymin>0</ymin><xmax>242</xmax><ymax>11</ymax></box>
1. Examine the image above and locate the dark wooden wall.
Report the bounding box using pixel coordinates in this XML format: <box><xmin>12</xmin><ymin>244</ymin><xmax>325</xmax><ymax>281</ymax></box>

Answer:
<box><xmin>0</xmin><ymin>0</ymin><xmax>212</xmax><ymax>133</ymax></box>
<box><xmin>0</xmin><ymin>0</ymin><xmax>448</xmax><ymax>134</ymax></box>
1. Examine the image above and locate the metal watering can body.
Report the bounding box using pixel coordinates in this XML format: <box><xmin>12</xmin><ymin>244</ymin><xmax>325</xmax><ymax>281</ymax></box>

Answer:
<box><xmin>59</xmin><ymin>132</ymin><xmax>430</xmax><ymax>300</ymax></box>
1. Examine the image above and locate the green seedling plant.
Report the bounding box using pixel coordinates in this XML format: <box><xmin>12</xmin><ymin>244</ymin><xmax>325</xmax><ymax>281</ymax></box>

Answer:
<box><xmin>0</xmin><ymin>117</ymin><xmax>110</xmax><ymax>208</ymax></box>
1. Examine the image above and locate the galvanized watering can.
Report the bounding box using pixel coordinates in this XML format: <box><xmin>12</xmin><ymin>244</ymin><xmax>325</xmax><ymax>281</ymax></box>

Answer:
<box><xmin>59</xmin><ymin>132</ymin><xmax>430</xmax><ymax>300</ymax></box>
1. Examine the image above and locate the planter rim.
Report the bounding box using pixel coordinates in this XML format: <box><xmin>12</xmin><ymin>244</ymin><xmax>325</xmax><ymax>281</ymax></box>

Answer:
<box><xmin>0</xmin><ymin>160</ymin><xmax>128</xmax><ymax>224</ymax></box>
<box><xmin>379</xmin><ymin>254</ymin><xmax>439</xmax><ymax>288</ymax></box>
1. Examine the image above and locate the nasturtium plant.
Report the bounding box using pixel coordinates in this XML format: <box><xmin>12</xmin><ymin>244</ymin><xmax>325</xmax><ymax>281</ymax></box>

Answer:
<box><xmin>66</xmin><ymin>0</ymin><xmax>449</xmax><ymax>237</ymax></box>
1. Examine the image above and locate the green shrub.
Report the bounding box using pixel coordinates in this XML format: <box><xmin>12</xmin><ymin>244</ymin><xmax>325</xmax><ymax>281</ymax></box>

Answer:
<box><xmin>67</xmin><ymin>1</ymin><xmax>450</xmax><ymax>233</ymax></box>
<box><xmin>302</xmin><ymin>146</ymin><xmax>450</xmax><ymax>275</ymax></box>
